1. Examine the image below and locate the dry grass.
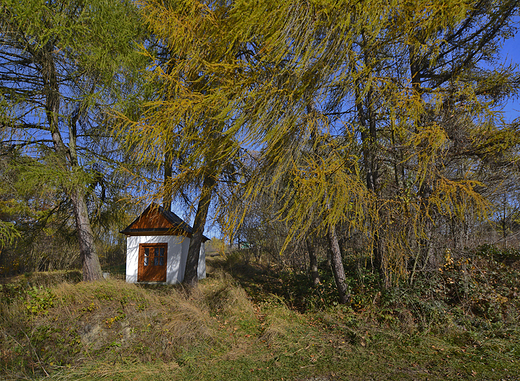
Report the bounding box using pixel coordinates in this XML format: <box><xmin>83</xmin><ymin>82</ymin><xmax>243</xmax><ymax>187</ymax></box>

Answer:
<box><xmin>1</xmin><ymin>263</ymin><xmax>520</xmax><ymax>380</ymax></box>
<box><xmin>0</xmin><ymin>270</ymin><xmax>81</xmax><ymax>284</ymax></box>
<box><xmin>1</xmin><ymin>277</ymin><xmax>233</xmax><ymax>379</ymax></box>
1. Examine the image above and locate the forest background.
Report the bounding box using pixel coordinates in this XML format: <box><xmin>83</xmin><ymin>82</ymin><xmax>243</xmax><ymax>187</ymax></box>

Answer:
<box><xmin>0</xmin><ymin>0</ymin><xmax>520</xmax><ymax>298</ymax></box>
<box><xmin>2</xmin><ymin>1</ymin><xmax>520</xmax><ymax>379</ymax></box>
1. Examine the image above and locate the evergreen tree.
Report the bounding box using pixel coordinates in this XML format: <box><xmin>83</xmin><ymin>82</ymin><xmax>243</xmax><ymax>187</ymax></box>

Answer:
<box><xmin>0</xmin><ymin>0</ymin><xmax>144</xmax><ymax>280</ymax></box>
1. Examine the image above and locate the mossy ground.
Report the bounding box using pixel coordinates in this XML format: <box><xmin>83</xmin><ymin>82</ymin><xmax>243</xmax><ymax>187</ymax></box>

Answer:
<box><xmin>1</xmin><ymin>247</ymin><xmax>519</xmax><ymax>380</ymax></box>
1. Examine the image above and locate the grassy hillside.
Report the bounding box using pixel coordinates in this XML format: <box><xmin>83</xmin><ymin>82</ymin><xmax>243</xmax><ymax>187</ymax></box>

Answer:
<box><xmin>1</xmin><ymin>246</ymin><xmax>520</xmax><ymax>380</ymax></box>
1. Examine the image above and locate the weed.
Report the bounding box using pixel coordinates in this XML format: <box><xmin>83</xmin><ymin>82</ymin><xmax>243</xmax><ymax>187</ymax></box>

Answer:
<box><xmin>1</xmin><ymin>247</ymin><xmax>520</xmax><ymax>380</ymax></box>
<box><xmin>25</xmin><ymin>286</ymin><xmax>55</xmax><ymax>315</ymax></box>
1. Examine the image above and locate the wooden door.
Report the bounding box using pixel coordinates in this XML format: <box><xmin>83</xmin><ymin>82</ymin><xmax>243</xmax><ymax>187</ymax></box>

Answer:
<box><xmin>138</xmin><ymin>243</ymin><xmax>167</xmax><ymax>282</ymax></box>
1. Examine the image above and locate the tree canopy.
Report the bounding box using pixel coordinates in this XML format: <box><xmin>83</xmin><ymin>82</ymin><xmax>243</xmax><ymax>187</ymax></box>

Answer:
<box><xmin>119</xmin><ymin>0</ymin><xmax>520</xmax><ymax>293</ymax></box>
<box><xmin>0</xmin><ymin>0</ymin><xmax>519</xmax><ymax>296</ymax></box>
<box><xmin>0</xmin><ymin>0</ymin><xmax>145</xmax><ymax>280</ymax></box>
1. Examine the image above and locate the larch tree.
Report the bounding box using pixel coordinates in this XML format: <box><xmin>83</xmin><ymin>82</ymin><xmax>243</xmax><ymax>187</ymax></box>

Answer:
<box><xmin>349</xmin><ymin>0</ymin><xmax>520</xmax><ymax>283</ymax></box>
<box><xmin>126</xmin><ymin>0</ymin><xmax>520</xmax><ymax>297</ymax></box>
<box><xmin>119</xmin><ymin>0</ymin><xmax>248</xmax><ymax>287</ymax></box>
<box><xmin>223</xmin><ymin>0</ymin><xmax>520</xmax><ymax>289</ymax></box>
<box><xmin>0</xmin><ymin>0</ymin><xmax>144</xmax><ymax>280</ymax></box>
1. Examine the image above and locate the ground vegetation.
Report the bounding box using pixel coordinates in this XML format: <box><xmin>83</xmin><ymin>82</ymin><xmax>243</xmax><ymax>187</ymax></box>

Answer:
<box><xmin>0</xmin><ymin>248</ymin><xmax>519</xmax><ymax>380</ymax></box>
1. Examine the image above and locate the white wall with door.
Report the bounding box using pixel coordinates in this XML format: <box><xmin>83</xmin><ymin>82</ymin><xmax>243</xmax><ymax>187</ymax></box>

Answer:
<box><xmin>125</xmin><ymin>235</ymin><xmax>205</xmax><ymax>284</ymax></box>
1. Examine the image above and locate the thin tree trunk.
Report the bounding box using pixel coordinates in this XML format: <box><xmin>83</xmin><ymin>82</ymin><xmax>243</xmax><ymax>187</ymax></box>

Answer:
<box><xmin>163</xmin><ymin>149</ymin><xmax>173</xmax><ymax>211</ymax></box>
<box><xmin>327</xmin><ymin>224</ymin><xmax>350</xmax><ymax>304</ymax></box>
<box><xmin>306</xmin><ymin>238</ymin><xmax>320</xmax><ymax>286</ymax></box>
<box><xmin>354</xmin><ymin>41</ymin><xmax>385</xmax><ymax>284</ymax></box>
<box><xmin>417</xmin><ymin>183</ymin><xmax>436</xmax><ymax>273</ymax></box>
<box><xmin>184</xmin><ymin>173</ymin><xmax>215</xmax><ymax>287</ymax></box>
<box><xmin>163</xmin><ymin>55</ymin><xmax>175</xmax><ymax>212</ymax></box>
<box><xmin>326</xmin><ymin>246</ymin><xmax>332</xmax><ymax>268</ymax></box>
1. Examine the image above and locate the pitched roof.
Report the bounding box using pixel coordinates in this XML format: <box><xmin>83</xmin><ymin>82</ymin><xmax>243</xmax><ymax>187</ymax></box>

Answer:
<box><xmin>120</xmin><ymin>203</ymin><xmax>209</xmax><ymax>241</ymax></box>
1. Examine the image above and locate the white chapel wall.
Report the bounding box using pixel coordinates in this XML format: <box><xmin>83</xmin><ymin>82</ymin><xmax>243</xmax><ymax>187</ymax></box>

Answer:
<box><xmin>125</xmin><ymin>235</ymin><xmax>206</xmax><ymax>284</ymax></box>
<box><xmin>198</xmin><ymin>242</ymin><xmax>206</xmax><ymax>280</ymax></box>
<box><xmin>125</xmin><ymin>235</ymin><xmax>140</xmax><ymax>283</ymax></box>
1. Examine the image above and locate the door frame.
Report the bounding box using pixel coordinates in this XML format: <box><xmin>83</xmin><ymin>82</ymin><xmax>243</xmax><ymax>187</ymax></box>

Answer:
<box><xmin>137</xmin><ymin>242</ymin><xmax>168</xmax><ymax>282</ymax></box>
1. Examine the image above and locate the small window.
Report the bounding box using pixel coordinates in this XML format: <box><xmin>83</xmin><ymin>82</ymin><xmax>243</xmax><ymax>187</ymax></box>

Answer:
<box><xmin>158</xmin><ymin>247</ymin><xmax>165</xmax><ymax>266</ymax></box>
<box><xmin>153</xmin><ymin>248</ymin><xmax>159</xmax><ymax>266</ymax></box>
<box><xmin>144</xmin><ymin>247</ymin><xmax>149</xmax><ymax>266</ymax></box>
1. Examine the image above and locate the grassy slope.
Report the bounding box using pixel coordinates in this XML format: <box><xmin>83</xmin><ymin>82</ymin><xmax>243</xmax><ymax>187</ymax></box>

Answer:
<box><xmin>1</xmin><ymin>248</ymin><xmax>520</xmax><ymax>380</ymax></box>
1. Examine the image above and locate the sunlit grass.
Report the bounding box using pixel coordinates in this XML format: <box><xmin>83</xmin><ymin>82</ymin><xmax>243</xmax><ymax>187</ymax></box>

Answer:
<box><xmin>1</xmin><ymin>250</ymin><xmax>520</xmax><ymax>380</ymax></box>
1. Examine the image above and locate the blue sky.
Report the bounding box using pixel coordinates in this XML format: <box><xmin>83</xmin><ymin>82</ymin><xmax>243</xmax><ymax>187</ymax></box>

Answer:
<box><xmin>499</xmin><ymin>31</ymin><xmax>520</xmax><ymax>122</ymax></box>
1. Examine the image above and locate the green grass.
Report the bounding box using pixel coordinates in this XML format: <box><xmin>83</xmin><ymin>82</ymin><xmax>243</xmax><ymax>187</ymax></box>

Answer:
<box><xmin>1</xmin><ymin>248</ymin><xmax>520</xmax><ymax>380</ymax></box>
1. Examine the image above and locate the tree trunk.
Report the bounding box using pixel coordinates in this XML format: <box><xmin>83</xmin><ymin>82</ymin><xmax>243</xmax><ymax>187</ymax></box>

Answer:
<box><xmin>71</xmin><ymin>187</ymin><xmax>103</xmax><ymax>281</ymax></box>
<box><xmin>354</xmin><ymin>43</ymin><xmax>385</xmax><ymax>284</ymax></box>
<box><xmin>327</xmin><ymin>224</ymin><xmax>350</xmax><ymax>304</ymax></box>
<box><xmin>162</xmin><ymin>53</ymin><xmax>175</xmax><ymax>212</ymax></box>
<box><xmin>42</xmin><ymin>42</ymin><xmax>103</xmax><ymax>282</ymax></box>
<box><xmin>184</xmin><ymin>173</ymin><xmax>215</xmax><ymax>287</ymax></box>
<box><xmin>163</xmin><ymin>149</ymin><xmax>173</xmax><ymax>211</ymax></box>
<box><xmin>306</xmin><ymin>238</ymin><xmax>320</xmax><ymax>286</ymax></box>
<box><xmin>326</xmin><ymin>246</ymin><xmax>332</xmax><ymax>268</ymax></box>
